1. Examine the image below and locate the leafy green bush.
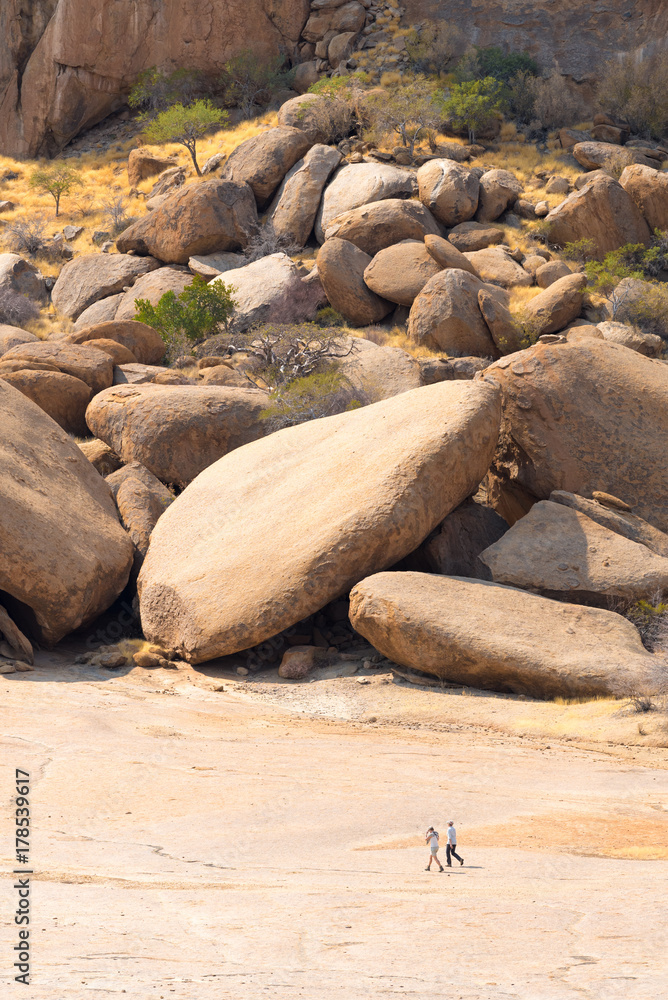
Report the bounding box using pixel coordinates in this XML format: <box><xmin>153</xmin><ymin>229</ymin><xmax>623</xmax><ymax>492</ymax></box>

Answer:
<box><xmin>475</xmin><ymin>46</ymin><xmax>538</xmax><ymax>83</ymax></box>
<box><xmin>562</xmin><ymin>238</ymin><xmax>598</xmax><ymax>264</ymax></box>
<box><xmin>129</xmin><ymin>68</ymin><xmax>202</xmax><ymax>118</ymax></box>
<box><xmin>439</xmin><ymin>77</ymin><xmax>503</xmax><ymax>142</ymax></box>
<box><xmin>134</xmin><ymin>275</ymin><xmax>236</xmax><ymax>361</ymax></box>
<box><xmin>222</xmin><ymin>50</ymin><xmax>294</xmax><ymax>118</ymax></box>
<box><xmin>140</xmin><ymin>100</ymin><xmax>228</xmax><ymax>175</ymax></box>
<box><xmin>261</xmin><ymin>370</ymin><xmax>363</xmax><ymax>432</ymax></box>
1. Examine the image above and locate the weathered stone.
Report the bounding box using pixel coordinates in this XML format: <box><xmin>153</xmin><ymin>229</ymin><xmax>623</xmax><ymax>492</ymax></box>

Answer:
<box><xmin>424</xmin><ymin>234</ymin><xmax>479</xmax><ymax>275</ymax></box>
<box><xmin>572</xmin><ymin>141</ymin><xmax>657</xmax><ymax>172</ymax></box>
<box><xmin>116</xmin><ymin>475</ymin><xmax>172</xmax><ymax>559</ymax></box>
<box><xmin>520</xmin><ymin>273</ymin><xmax>587</xmax><ymax>335</ymax></box>
<box><xmin>545</xmin><ymin>175</ymin><xmax>569</xmax><ymax>194</ymax></box>
<box><xmin>0</xmin><ymin>324</ymin><xmax>38</xmax><ymax>354</ymax></box>
<box><xmin>127</xmin><ymin>148</ymin><xmax>177</xmax><ymax>188</ymax></box>
<box><xmin>221</xmin><ymin>127</ymin><xmax>313</xmax><ymax>208</ymax></box>
<box><xmin>78</xmin><ymin>438</ymin><xmax>122</xmax><ymax>477</ymax></box>
<box><xmin>550</xmin><ymin>490</ymin><xmax>668</xmax><ymax>558</ymax></box>
<box><xmin>113</xmin><ymin>363</ymin><xmax>171</xmax><ymax>385</ymax></box>
<box><xmin>363</xmin><ymin>241</ymin><xmax>442</xmax><ymax>306</ymax></box>
<box><xmin>464</xmin><ymin>247</ymin><xmax>532</xmax><ymax>288</ymax></box>
<box><xmin>82</xmin><ymin>338</ymin><xmax>138</xmax><ymax>365</ymax></box>
<box><xmin>3</xmin><ymin>341</ymin><xmax>114</xmax><ymax>394</ymax></box>
<box><xmin>0</xmin><ymin>604</ymin><xmax>33</xmax><ymax>664</ymax></box>
<box><xmin>479</xmin><ymin>499</ymin><xmax>668</xmax><ymax>603</ymax></box>
<box><xmin>116</xmin><ymin>180</ymin><xmax>259</xmax><ymax>264</ymax></box>
<box><xmin>596</xmin><ymin>321</ymin><xmax>664</xmax><ymax>357</ymax></box>
<box><xmin>278</xmin><ymin>645</ymin><xmax>319</xmax><ymax>679</ymax></box>
<box><xmin>267</xmin><ymin>143</ymin><xmax>342</xmax><ymax>247</ymax></box>
<box><xmin>211</xmin><ymin>253</ymin><xmax>324</xmax><ymax>331</ymax></box>
<box><xmin>317</xmin><ymin>238</ymin><xmax>393</xmax><ymax>325</ymax></box>
<box><xmin>199</xmin><ymin>365</ymin><xmax>251</xmax><ymax>388</ymax></box>
<box><xmin>348</xmin><ymin>572</ymin><xmax>657</xmax><ymax>699</ymax></box>
<box><xmin>408</xmin><ymin>269</ymin><xmax>498</xmax><ymax>356</ymax></box>
<box><xmin>114</xmin><ymin>267</ymin><xmax>193</xmax><ymax>322</ymax></box>
<box><xmin>419</xmin><ymin>356</ymin><xmax>490</xmax><ymax>383</ymax></box>
<box><xmin>277</xmin><ymin>94</ymin><xmax>344</xmax><ymax>144</ymax></box>
<box><xmin>86</xmin><ymin>384</ymin><xmax>268</xmax><ymax>484</ymax></box>
<box><xmin>73</xmin><ymin>293</ymin><xmax>124</xmax><ymax>330</ymax></box>
<box><xmin>417</xmin><ymin>159</ymin><xmax>479</xmax><ymax>227</ymax></box>
<box><xmin>324</xmin><ymin>198</ymin><xmax>441</xmax><ymax>256</ymax></box>
<box><xmin>1</xmin><ymin>368</ymin><xmax>91</xmax><ymax>435</ymax></box>
<box><xmin>476</xmin><ymin>169</ymin><xmax>522</xmax><ymax>222</ymax></box>
<box><xmin>338</xmin><ymin>343</ymin><xmax>422</xmax><ymax>399</ymax></box>
<box><xmin>619</xmin><ymin>163</ymin><xmax>668</xmax><ymax>231</ymax></box>
<box><xmin>546</xmin><ymin>174</ymin><xmax>651</xmax><ymax>257</ymax></box>
<box><xmin>66</xmin><ymin>320</ymin><xmax>166</xmax><ymax>365</ymax></box>
<box><xmin>188</xmin><ymin>252</ymin><xmax>246</xmax><ymax>279</ymax></box>
<box><xmin>0</xmin><ymin>379</ymin><xmax>133</xmax><ymax>645</ymax></box>
<box><xmin>328</xmin><ymin>30</ymin><xmax>358</xmax><ymax>67</ymax></box>
<box><xmin>535</xmin><ymin>260</ymin><xmax>572</xmax><ymax>288</ymax></box>
<box><xmin>0</xmin><ymin>253</ymin><xmax>48</xmax><ymax>304</ymax></box>
<box><xmin>106</xmin><ymin>461</ymin><xmax>174</xmax><ymax>506</ymax></box>
<box><xmin>405</xmin><ymin>498</ymin><xmax>508</xmax><ymax>578</ymax></box>
<box><xmin>477</xmin><ymin>288</ymin><xmax>523</xmax><ymax>356</ymax></box>
<box><xmin>481</xmin><ymin>340</ymin><xmax>668</xmax><ymax>532</ymax></box>
<box><xmin>51</xmin><ymin>253</ymin><xmax>160</xmax><ymax>320</ymax></box>
<box><xmin>315</xmin><ymin>162</ymin><xmax>417</xmax><ymax>242</ymax></box>
<box><xmin>446</xmin><ymin>221</ymin><xmax>504</xmax><ymax>252</ymax></box>
<box><xmin>138</xmin><ymin>379</ymin><xmax>502</xmax><ymax>662</ymax></box>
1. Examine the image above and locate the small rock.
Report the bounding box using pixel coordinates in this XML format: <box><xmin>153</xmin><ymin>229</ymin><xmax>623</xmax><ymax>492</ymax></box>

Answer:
<box><xmin>99</xmin><ymin>652</ymin><xmax>127</xmax><ymax>669</ymax></box>
<box><xmin>0</xmin><ymin>661</ymin><xmax>17</xmax><ymax>674</ymax></box>
<box><xmin>593</xmin><ymin>491</ymin><xmax>633</xmax><ymax>512</ymax></box>
<box><xmin>63</xmin><ymin>225</ymin><xmax>83</xmax><ymax>240</ymax></box>
<box><xmin>236</xmin><ymin>666</ymin><xmax>249</xmax><ymax>676</ymax></box>
<box><xmin>92</xmin><ymin>230</ymin><xmax>111</xmax><ymax>245</ymax></box>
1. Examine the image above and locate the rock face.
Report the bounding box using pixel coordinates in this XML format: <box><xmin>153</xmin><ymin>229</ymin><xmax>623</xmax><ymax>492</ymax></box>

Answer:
<box><xmin>267</xmin><ymin>144</ymin><xmax>342</xmax><ymax>247</ymax></box>
<box><xmin>323</xmin><ymin>199</ymin><xmax>441</xmax><ymax>256</ymax></box>
<box><xmin>363</xmin><ymin>241</ymin><xmax>442</xmax><ymax>306</ymax></box>
<box><xmin>546</xmin><ymin>175</ymin><xmax>651</xmax><ymax>256</ymax></box>
<box><xmin>619</xmin><ymin>163</ymin><xmax>668</xmax><ymax>231</ymax></box>
<box><xmin>347</xmin><ymin>572</ymin><xmax>657</xmax><ymax>699</ymax></box>
<box><xmin>0</xmin><ymin>379</ymin><xmax>133</xmax><ymax>645</ymax></box>
<box><xmin>479</xmin><ymin>500</ymin><xmax>668</xmax><ymax>603</ymax></box>
<box><xmin>2</xmin><ymin>341</ymin><xmax>114</xmax><ymax>394</ymax></box>
<box><xmin>315</xmin><ymin>162</ymin><xmax>417</xmax><ymax>242</ymax></box>
<box><xmin>481</xmin><ymin>340</ymin><xmax>668</xmax><ymax>532</ymax></box>
<box><xmin>220</xmin><ymin>127</ymin><xmax>313</xmax><ymax>208</ymax></box>
<box><xmin>115</xmin><ymin>475</ymin><xmax>172</xmax><ymax>561</ymax></box>
<box><xmin>0</xmin><ymin>0</ymin><xmax>311</xmax><ymax>157</ymax></box>
<box><xmin>211</xmin><ymin>253</ymin><xmax>324</xmax><ymax>331</ymax></box>
<box><xmin>408</xmin><ymin>269</ymin><xmax>498</xmax><ymax>356</ymax></box>
<box><xmin>477</xmin><ymin>288</ymin><xmax>523</xmax><ymax>355</ymax></box>
<box><xmin>86</xmin><ymin>384</ymin><xmax>268</xmax><ymax>484</ymax></box>
<box><xmin>550</xmin><ymin>490</ymin><xmax>668</xmax><ymax>558</ymax></box>
<box><xmin>66</xmin><ymin>321</ymin><xmax>166</xmax><ymax>365</ymax></box>
<box><xmin>51</xmin><ymin>253</ymin><xmax>160</xmax><ymax>320</ymax></box>
<box><xmin>138</xmin><ymin>379</ymin><xmax>502</xmax><ymax>662</ymax></box>
<box><xmin>317</xmin><ymin>238</ymin><xmax>393</xmax><ymax>325</ymax></box>
<box><xmin>116</xmin><ymin>180</ymin><xmax>258</xmax><ymax>264</ymax></box>
<box><xmin>0</xmin><ymin>369</ymin><xmax>91</xmax><ymax>436</ymax></box>
<box><xmin>417</xmin><ymin>160</ymin><xmax>479</xmax><ymax>227</ymax></box>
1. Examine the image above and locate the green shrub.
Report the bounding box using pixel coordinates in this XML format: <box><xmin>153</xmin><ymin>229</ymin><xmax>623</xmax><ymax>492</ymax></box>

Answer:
<box><xmin>364</xmin><ymin>78</ymin><xmax>442</xmax><ymax>154</ymax></box>
<box><xmin>140</xmin><ymin>100</ymin><xmax>228</xmax><ymax>175</ymax></box>
<box><xmin>134</xmin><ymin>275</ymin><xmax>236</xmax><ymax>361</ymax></box>
<box><xmin>439</xmin><ymin>77</ymin><xmax>503</xmax><ymax>142</ymax></box>
<box><xmin>129</xmin><ymin>67</ymin><xmax>202</xmax><ymax>118</ymax></box>
<box><xmin>562</xmin><ymin>238</ymin><xmax>598</xmax><ymax>264</ymax></box>
<box><xmin>222</xmin><ymin>50</ymin><xmax>294</xmax><ymax>118</ymax></box>
<box><xmin>261</xmin><ymin>370</ymin><xmax>363</xmax><ymax>431</ymax></box>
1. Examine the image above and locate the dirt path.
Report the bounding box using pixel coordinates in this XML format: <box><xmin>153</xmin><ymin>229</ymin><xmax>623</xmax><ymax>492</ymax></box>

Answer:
<box><xmin>1</xmin><ymin>652</ymin><xmax>667</xmax><ymax>999</ymax></box>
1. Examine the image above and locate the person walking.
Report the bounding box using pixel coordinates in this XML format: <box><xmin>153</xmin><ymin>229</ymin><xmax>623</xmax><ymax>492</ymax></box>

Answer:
<box><xmin>446</xmin><ymin>820</ymin><xmax>464</xmax><ymax>866</ymax></box>
<box><xmin>425</xmin><ymin>826</ymin><xmax>444</xmax><ymax>872</ymax></box>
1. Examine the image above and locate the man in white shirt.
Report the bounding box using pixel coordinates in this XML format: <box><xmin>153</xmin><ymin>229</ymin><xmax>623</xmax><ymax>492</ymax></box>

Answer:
<box><xmin>425</xmin><ymin>826</ymin><xmax>444</xmax><ymax>872</ymax></box>
<box><xmin>446</xmin><ymin>820</ymin><xmax>464</xmax><ymax>866</ymax></box>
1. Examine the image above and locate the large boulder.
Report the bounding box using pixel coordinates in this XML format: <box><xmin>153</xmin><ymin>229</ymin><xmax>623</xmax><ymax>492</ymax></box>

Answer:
<box><xmin>138</xmin><ymin>379</ymin><xmax>502</xmax><ymax>662</ymax></box>
<box><xmin>475</xmin><ymin>169</ymin><xmax>522</xmax><ymax>222</ymax></box>
<box><xmin>2</xmin><ymin>341</ymin><xmax>114</xmax><ymax>394</ymax></box>
<box><xmin>114</xmin><ymin>267</ymin><xmax>193</xmax><ymax>322</ymax></box>
<box><xmin>0</xmin><ymin>253</ymin><xmax>48</xmax><ymax>304</ymax></box>
<box><xmin>65</xmin><ymin>320</ymin><xmax>165</xmax><ymax>365</ymax></box>
<box><xmin>116</xmin><ymin>180</ymin><xmax>259</xmax><ymax>264</ymax></box>
<box><xmin>127</xmin><ymin>148</ymin><xmax>177</xmax><ymax>188</ymax></box>
<box><xmin>337</xmin><ymin>343</ymin><xmax>422</xmax><ymax>399</ymax></box>
<box><xmin>407</xmin><ymin>269</ymin><xmax>498</xmax><ymax>356</ymax></box>
<box><xmin>220</xmin><ymin>127</ymin><xmax>313</xmax><ymax>208</ymax></box>
<box><xmin>266</xmin><ymin>143</ymin><xmax>342</xmax><ymax>247</ymax></box>
<box><xmin>211</xmin><ymin>253</ymin><xmax>324</xmax><ymax>332</ymax></box>
<box><xmin>446</xmin><ymin>221</ymin><xmax>504</xmax><ymax>252</ymax></box>
<box><xmin>596</xmin><ymin>320</ymin><xmax>663</xmax><ymax>357</ymax></box>
<box><xmin>0</xmin><ymin>379</ymin><xmax>133</xmax><ymax>645</ymax></box>
<box><xmin>348</xmin><ymin>572</ymin><xmax>657</xmax><ymax>699</ymax></box>
<box><xmin>51</xmin><ymin>253</ymin><xmax>161</xmax><ymax>320</ymax></box>
<box><xmin>276</xmin><ymin>94</ymin><xmax>348</xmax><ymax>144</ymax></box>
<box><xmin>572</xmin><ymin>141</ymin><xmax>658</xmax><ymax>172</ymax></box>
<box><xmin>315</xmin><ymin>162</ymin><xmax>417</xmax><ymax>242</ymax></box>
<box><xmin>0</xmin><ymin>324</ymin><xmax>38</xmax><ymax>354</ymax></box>
<box><xmin>73</xmin><ymin>293</ymin><xmax>125</xmax><ymax>330</ymax></box>
<box><xmin>0</xmin><ymin>369</ymin><xmax>91</xmax><ymax>435</ymax></box>
<box><xmin>481</xmin><ymin>340</ymin><xmax>668</xmax><ymax>532</ymax></box>
<box><xmin>317</xmin><ymin>238</ymin><xmax>393</xmax><ymax>325</ymax></box>
<box><xmin>520</xmin><ymin>272</ymin><xmax>587</xmax><ymax>335</ymax></box>
<box><xmin>188</xmin><ymin>251</ymin><xmax>246</xmax><ymax>279</ymax></box>
<box><xmin>550</xmin><ymin>490</ymin><xmax>668</xmax><ymax>558</ymax></box>
<box><xmin>424</xmin><ymin>234</ymin><xmax>479</xmax><ymax>276</ymax></box>
<box><xmin>479</xmin><ymin>499</ymin><xmax>668</xmax><ymax>603</ymax></box>
<box><xmin>464</xmin><ymin>247</ymin><xmax>532</xmax><ymax>288</ymax></box>
<box><xmin>324</xmin><ymin>198</ymin><xmax>442</xmax><ymax>257</ymax></box>
<box><xmin>417</xmin><ymin>159</ymin><xmax>479</xmax><ymax>227</ymax></box>
<box><xmin>545</xmin><ymin>174</ymin><xmax>651</xmax><ymax>257</ymax></box>
<box><xmin>477</xmin><ymin>288</ymin><xmax>523</xmax><ymax>355</ymax></box>
<box><xmin>619</xmin><ymin>163</ymin><xmax>668</xmax><ymax>231</ymax></box>
<box><xmin>363</xmin><ymin>241</ymin><xmax>442</xmax><ymax>306</ymax></box>
<box><xmin>86</xmin><ymin>384</ymin><xmax>268</xmax><ymax>484</ymax></box>
<box><xmin>115</xmin><ymin>474</ymin><xmax>172</xmax><ymax>562</ymax></box>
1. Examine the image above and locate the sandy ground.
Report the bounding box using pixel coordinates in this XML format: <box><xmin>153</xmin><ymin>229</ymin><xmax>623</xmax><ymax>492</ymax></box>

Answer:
<box><xmin>1</xmin><ymin>649</ymin><xmax>667</xmax><ymax>1000</ymax></box>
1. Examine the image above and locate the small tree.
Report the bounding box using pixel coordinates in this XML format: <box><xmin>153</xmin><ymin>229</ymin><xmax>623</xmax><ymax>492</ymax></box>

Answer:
<box><xmin>364</xmin><ymin>79</ymin><xmax>443</xmax><ymax>155</ymax></box>
<box><xmin>134</xmin><ymin>274</ymin><xmax>236</xmax><ymax>361</ymax></box>
<box><xmin>29</xmin><ymin>163</ymin><xmax>81</xmax><ymax>217</ymax></box>
<box><xmin>222</xmin><ymin>50</ymin><xmax>294</xmax><ymax>118</ymax></box>
<box><xmin>439</xmin><ymin>77</ymin><xmax>503</xmax><ymax>143</ymax></box>
<box><xmin>141</xmin><ymin>100</ymin><xmax>228</xmax><ymax>175</ymax></box>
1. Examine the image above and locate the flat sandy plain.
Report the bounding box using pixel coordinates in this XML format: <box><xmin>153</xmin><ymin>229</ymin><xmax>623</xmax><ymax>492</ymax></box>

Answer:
<box><xmin>1</xmin><ymin>648</ymin><xmax>667</xmax><ymax>1000</ymax></box>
